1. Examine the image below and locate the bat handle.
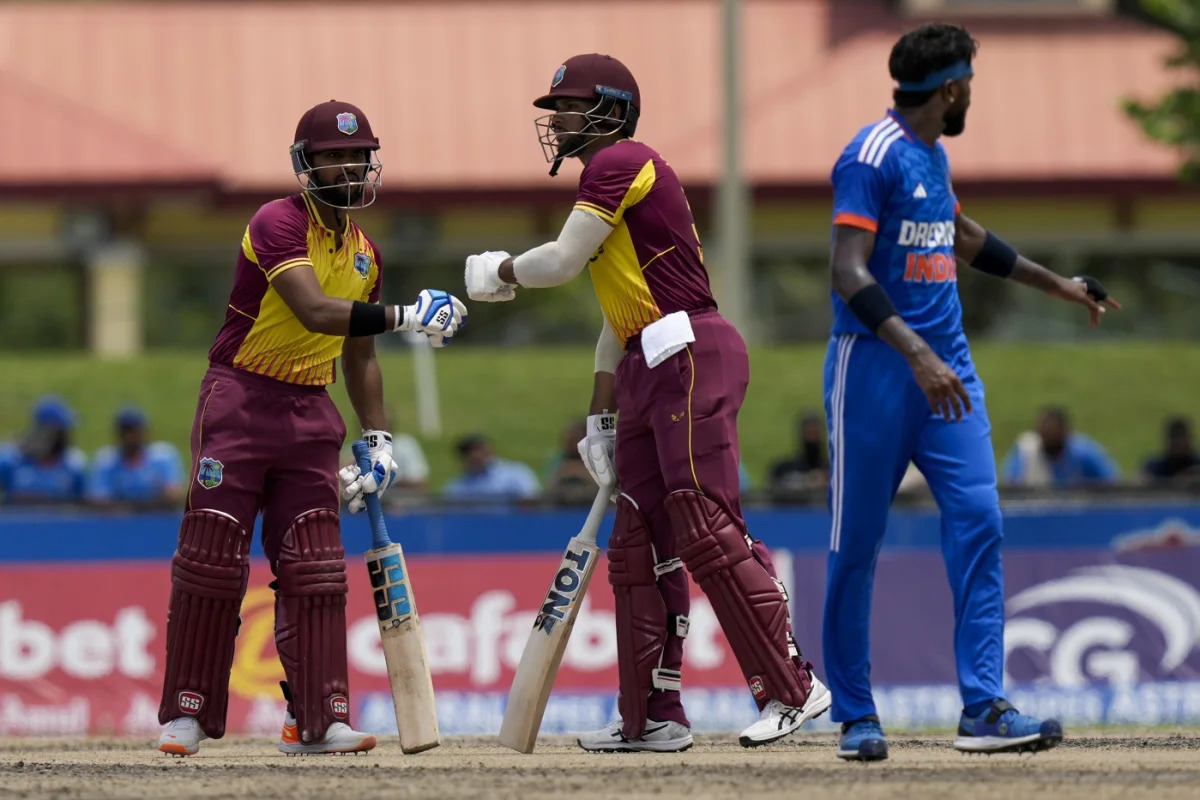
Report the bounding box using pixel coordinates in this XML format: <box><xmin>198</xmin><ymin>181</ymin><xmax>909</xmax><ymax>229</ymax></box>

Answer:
<box><xmin>577</xmin><ymin>486</ymin><xmax>614</xmax><ymax>546</ymax></box>
<box><xmin>351</xmin><ymin>439</ymin><xmax>392</xmax><ymax>550</ymax></box>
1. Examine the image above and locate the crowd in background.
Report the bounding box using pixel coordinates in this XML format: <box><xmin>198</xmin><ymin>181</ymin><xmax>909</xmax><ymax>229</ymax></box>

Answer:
<box><xmin>1</xmin><ymin>395</ymin><xmax>1196</xmax><ymax>510</ymax></box>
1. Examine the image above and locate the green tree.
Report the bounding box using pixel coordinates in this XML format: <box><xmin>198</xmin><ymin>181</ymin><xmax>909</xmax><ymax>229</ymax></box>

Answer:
<box><xmin>1124</xmin><ymin>0</ymin><xmax>1200</xmax><ymax>181</ymax></box>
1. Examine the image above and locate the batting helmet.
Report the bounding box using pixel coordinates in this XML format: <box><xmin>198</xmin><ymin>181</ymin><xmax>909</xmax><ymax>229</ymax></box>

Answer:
<box><xmin>289</xmin><ymin>100</ymin><xmax>383</xmax><ymax>209</ymax></box>
<box><xmin>533</xmin><ymin>54</ymin><xmax>641</xmax><ymax>176</ymax></box>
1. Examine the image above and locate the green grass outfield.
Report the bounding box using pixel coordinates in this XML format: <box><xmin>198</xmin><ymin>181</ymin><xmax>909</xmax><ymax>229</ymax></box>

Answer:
<box><xmin>0</xmin><ymin>343</ymin><xmax>1192</xmax><ymax>490</ymax></box>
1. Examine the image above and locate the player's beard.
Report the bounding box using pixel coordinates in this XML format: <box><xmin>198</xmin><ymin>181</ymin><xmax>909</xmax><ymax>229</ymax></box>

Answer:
<box><xmin>943</xmin><ymin>108</ymin><xmax>968</xmax><ymax>137</ymax></box>
<box><xmin>312</xmin><ymin>178</ymin><xmax>363</xmax><ymax>208</ymax></box>
<box><xmin>556</xmin><ymin>132</ymin><xmax>588</xmax><ymax>161</ymax></box>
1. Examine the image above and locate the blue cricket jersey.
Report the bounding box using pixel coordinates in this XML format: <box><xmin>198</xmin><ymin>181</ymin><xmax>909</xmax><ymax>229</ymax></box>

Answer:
<box><xmin>87</xmin><ymin>442</ymin><xmax>186</xmax><ymax>503</ymax></box>
<box><xmin>830</xmin><ymin>110</ymin><xmax>963</xmax><ymax>337</ymax></box>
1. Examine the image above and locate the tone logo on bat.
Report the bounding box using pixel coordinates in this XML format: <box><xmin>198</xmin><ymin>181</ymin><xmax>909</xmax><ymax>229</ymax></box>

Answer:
<box><xmin>368</xmin><ymin>552</ymin><xmax>412</xmax><ymax>629</ymax></box>
<box><xmin>534</xmin><ymin>548</ymin><xmax>592</xmax><ymax>635</ymax></box>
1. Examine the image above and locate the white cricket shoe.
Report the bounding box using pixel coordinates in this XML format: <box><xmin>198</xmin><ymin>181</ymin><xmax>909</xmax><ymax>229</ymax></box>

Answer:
<box><xmin>577</xmin><ymin>718</ymin><xmax>694</xmax><ymax>753</ymax></box>
<box><xmin>738</xmin><ymin>675</ymin><xmax>833</xmax><ymax>747</ymax></box>
<box><xmin>158</xmin><ymin>717</ymin><xmax>208</xmax><ymax>756</ymax></box>
<box><xmin>278</xmin><ymin>712</ymin><xmax>377</xmax><ymax>755</ymax></box>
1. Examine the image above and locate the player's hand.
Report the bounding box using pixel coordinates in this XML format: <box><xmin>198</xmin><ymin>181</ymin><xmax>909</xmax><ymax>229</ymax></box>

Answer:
<box><xmin>577</xmin><ymin>413</ymin><xmax>617</xmax><ymax>493</ymax></box>
<box><xmin>908</xmin><ymin>350</ymin><xmax>972</xmax><ymax>422</ymax></box>
<box><xmin>399</xmin><ymin>289</ymin><xmax>468</xmax><ymax>347</ymax></box>
<box><xmin>1050</xmin><ymin>275</ymin><xmax>1122</xmax><ymax>327</ymax></box>
<box><xmin>339</xmin><ymin>430</ymin><xmax>398</xmax><ymax>513</ymax></box>
<box><xmin>465</xmin><ymin>251</ymin><xmax>517</xmax><ymax>302</ymax></box>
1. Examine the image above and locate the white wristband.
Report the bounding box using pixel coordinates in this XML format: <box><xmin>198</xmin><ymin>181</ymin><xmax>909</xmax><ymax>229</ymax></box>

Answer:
<box><xmin>393</xmin><ymin>304</ymin><xmax>413</xmax><ymax>332</ymax></box>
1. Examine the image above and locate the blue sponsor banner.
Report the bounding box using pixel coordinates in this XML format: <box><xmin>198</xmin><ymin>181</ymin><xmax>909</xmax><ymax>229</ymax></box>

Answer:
<box><xmin>2</xmin><ymin>501</ymin><xmax>1199</xmax><ymax>562</ymax></box>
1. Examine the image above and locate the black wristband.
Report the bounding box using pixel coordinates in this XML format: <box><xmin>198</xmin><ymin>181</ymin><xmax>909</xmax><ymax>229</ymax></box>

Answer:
<box><xmin>847</xmin><ymin>284</ymin><xmax>899</xmax><ymax>333</ymax></box>
<box><xmin>970</xmin><ymin>231</ymin><xmax>1018</xmax><ymax>278</ymax></box>
<box><xmin>348</xmin><ymin>301</ymin><xmax>387</xmax><ymax>337</ymax></box>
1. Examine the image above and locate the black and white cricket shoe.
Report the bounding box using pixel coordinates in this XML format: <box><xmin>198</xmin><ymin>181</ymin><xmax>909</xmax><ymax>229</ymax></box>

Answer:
<box><xmin>577</xmin><ymin>719</ymin><xmax>694</xmax><ymax>753</ymax></box>
<box><xmin>738</xmin><ymin>675</ymin><xmax>832</xmax><ymax>747</ymax></box>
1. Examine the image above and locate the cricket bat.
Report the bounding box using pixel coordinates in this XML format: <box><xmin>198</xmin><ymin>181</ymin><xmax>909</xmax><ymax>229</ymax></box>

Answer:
<box><xmin>498</xmin><ymin>486</ymin><xmax>613</xmax><ymax>753</ymax></box>
<box><xmin>352</xmin><ymin>440</ymin><xmax>440</xmax><ymax>754</ymax></box>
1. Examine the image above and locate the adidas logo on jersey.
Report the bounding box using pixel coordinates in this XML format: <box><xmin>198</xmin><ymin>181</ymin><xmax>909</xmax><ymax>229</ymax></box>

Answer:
<box><xmin>913</xmin><ymin>183</ymin><xmax>928</xmax><ymax>199</ymax></box>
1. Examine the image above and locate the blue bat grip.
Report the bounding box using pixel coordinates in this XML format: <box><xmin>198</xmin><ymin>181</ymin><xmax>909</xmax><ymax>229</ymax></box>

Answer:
<box><xmin>351</xmin><ymin>439</ymin><xmax>392</xmax><ymax>550</ymax></box>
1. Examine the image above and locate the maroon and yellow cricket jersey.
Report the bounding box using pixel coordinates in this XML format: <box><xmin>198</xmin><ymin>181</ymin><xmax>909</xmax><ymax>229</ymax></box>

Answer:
<box><xmin>208</xmin><ymin>194</ymin><xmax>382</xmax><ymax>386</ymax></box>
<box><xmin>574</xmin><ymin>140</ymin><xmax>715</xmax><ymax>346</ymax></box>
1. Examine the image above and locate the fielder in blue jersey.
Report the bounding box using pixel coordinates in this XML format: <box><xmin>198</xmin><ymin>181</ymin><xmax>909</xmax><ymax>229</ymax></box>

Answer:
<box><xmin>824</xmin><ymin>24</ymin><xmax>1121</xmax><ymax>762</ymax></box>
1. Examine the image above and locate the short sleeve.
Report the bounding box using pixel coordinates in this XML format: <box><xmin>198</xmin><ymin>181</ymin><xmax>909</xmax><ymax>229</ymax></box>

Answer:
<box><xmin>1079</xmin><ymin>439</ymin><xmax>1120</xmax><ymax>481</ymax></box>
<box><xmin>245</xmin><ymin>201</ymin><xmax>312</xmax><ymax>281</ymax></box>
<box><xmin>391</xmin><ymin>434</ymin><xmax>429</xmax><ymax>482</ymax></box>
<box><xmin>512</xmin><ymin>462</ymin><xmax>542</xmax><ymax>499</ymax></box>
<box><xmin>152</xmin><ymin>443</ymin><xmax>186</xmax><ymax>488</ymax></box>
<box><xmin>66</xmin><ymin>448</ymin><xmax>87</xmax><ymax>501</ymax></box>
<box><xmin>86</xmin><ymin>449</ymin><xmax>116</xmax><ymax>502</ymax></box>
<box><xmin>575</xmin><ymin>151</ymin><xmax>655</xmax><ymax>227</ymax></box>
<box><xmin>832</xmin><ymin>161</ymin><xmax>889</xmax><ymax>233</ymax></box>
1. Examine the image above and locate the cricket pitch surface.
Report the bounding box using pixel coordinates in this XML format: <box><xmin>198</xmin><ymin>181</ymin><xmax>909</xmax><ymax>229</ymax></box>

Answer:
<box><xmin>2</xmin><ymin>731</ymin><xmax>1198</xmax><ymax>799</ymax></box>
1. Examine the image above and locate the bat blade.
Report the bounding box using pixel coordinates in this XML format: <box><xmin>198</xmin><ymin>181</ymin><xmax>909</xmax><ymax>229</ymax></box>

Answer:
<box><xmin>499</xmin><ymin>488</ymin><xmax>611</xmax><ymax>753</ymax></box>
<box><xmin>367</xmin><ymin>541</ymin><xmax>440</xmax><ymax>754</ymax></box>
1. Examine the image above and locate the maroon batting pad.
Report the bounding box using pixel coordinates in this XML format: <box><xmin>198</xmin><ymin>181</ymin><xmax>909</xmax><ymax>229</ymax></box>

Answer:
<box><xmin>608</xmin><ymin>494</ymin><xmax>674</xmax><ymax>739</ymax></box>
<box><xmin>667</xmin><ymin>490</ymin><xmax>812</xmax><ymax>709</ymax></box>
<box><xmin>158</xmin><ymin>509</ymin><xmax>251</xmax><ymax>738</ymax></box>
<box><xmin>273</xmin><ymin>508</ymin><xmax>350</xmax><ymax>744</ymax></box>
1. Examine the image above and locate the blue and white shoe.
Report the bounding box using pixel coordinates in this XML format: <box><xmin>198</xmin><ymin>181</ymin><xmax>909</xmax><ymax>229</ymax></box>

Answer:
<box><xmin>953</xmin><ymin>699</ymin><xmax>1063</xmax><ymax>754</ymax></box>
<box><xmin>836</xmin><ymin>715</ymin><xmax>888</xmax><ymax>761</ymax></box>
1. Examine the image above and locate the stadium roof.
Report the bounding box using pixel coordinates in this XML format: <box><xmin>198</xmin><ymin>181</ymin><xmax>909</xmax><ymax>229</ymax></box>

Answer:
<box><xmin>0</xmin><ymin>0</ymin><xmax>1185</xmax><ymax>200</ymax></box>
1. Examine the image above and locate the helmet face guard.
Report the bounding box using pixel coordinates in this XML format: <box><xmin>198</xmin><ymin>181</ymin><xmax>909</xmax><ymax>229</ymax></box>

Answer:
<box><xmin>290</xmin><ymin>142</ymin><xmax>383</xmax><ymax>210</ymax></box>
<box><xmin>534</xmin><ymin>86</ymin><xmax>637</xmax><ymax>176</ymax></box>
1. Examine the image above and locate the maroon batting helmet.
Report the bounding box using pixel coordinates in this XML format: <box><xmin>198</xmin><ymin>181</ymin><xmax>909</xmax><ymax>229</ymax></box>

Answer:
<box><xmin>290</xmin><ymin>100</ymin><xmax>383</xmax><ymax>209</ymax></box>
<box><xmin>532</xmin><ymin>54</ymin><xmax>641</xmax><ymax>176</ymax></box>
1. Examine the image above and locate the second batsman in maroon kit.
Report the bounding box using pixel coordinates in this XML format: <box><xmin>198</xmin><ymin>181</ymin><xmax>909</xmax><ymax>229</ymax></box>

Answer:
<box><xmin>156</xmin><ymin>100</ymin><xmax>467</xmax><ymax>757</ymax></box>
<box><xmin>465</xmin><ymin>54</ymin><xmax>831</xmax><ymax>751</ymax></box>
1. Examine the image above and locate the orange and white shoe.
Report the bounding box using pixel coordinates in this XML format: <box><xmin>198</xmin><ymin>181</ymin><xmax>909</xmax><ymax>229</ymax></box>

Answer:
<box><xmin>158</xmin><ymin>717</ymin><xmax>208</xmax><ymax>756</ymax></box>
<box><xmin>278</xmin><ymin>712</ymin><xmax>377</xmax><ymax>755</ymax></box>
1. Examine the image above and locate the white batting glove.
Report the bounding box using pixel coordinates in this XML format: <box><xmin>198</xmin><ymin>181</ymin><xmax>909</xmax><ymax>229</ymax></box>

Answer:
<box><xmin>395</xmin><ymin>289</ymin><xmax>468</xmax><ymax>347</ymax></box>
<box><xmin>577</xmin><ymin>413</ymin><xmax>617</xmax><ymax>492</ymax></box>
<box><xmin>464</xmin><ymin>250</ymin><xmax>517</xmax><ymax>302</ymax></box>
<box><xmin>339</xmin><ymin>430</ymin><xmax>399</xmax><ymax>513</ymax></box>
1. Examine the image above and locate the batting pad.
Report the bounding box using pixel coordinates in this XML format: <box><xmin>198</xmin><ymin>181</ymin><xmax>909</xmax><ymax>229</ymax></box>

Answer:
<box><xmin>158</xmin><ymin>509</ymin><xmax>251</xmax><ymax>738</ymax></box>
<box><xmin>608</xmin><ymin>494</ymin><xmax>671</xmax><ymax>739</ymax></box>
<box><xmin>274</xmin><ymin>508</ymin><xmax>350</xmax><ymax>744</ymax></box>
<box><xmin>667</xmin><ymin>490</ymin><xmax>812</xmax><ymax>710</ymax></box>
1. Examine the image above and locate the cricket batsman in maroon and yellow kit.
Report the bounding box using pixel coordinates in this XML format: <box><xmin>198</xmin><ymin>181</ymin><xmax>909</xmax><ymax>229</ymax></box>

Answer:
<box><xmin>156</xmin><ymin>100</ymin><xmax>467</xmax><ymax>756</ymax></box>
<box><xmin>465</xmin><ymin>54</ymin><xmax>831</xmax><ymax>751</ymax></box>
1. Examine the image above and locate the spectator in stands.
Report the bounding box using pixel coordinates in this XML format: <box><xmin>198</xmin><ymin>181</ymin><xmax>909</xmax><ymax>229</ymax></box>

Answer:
<box><xmin>0</xmin><ymin>396</ymin><xmax>87</xmax><ymax>505</ymax></box>
<box><xmin>444</xmin><ymin>433</ymin><xmax>541</xmax><ymax>502</ymax></box>
<box><xmin>1000</xmin><ymin>406</ymin><xmax>1120</xmax><ymax>488</ymax></box>
<box><xmin>768</xmin><ymin>412</ymin><xmax>830</xmax><ymax>492</ymax></box>
<box><xmin>379</xmin><ymin>429</ymin><xmax>431</xmax><ymax>500</ymax></box>
<box><xmin>543</xmin><ymin>419</ymin><xmax>752</xmax><ymax>500</ymax></box>
<box><xmin>1142</xmin><ymin>416</ymin><xmax>1200</xmax><ymax>482</ymax></box>
<box><xmin>86</xmin><ymin>406</ymin><xmax>185</xmax><ymax>508</ymax></box>
<box><xmin>544</xmin><ymin>420</ymin><xmax>595</xmax><ymax>502</ymax></box>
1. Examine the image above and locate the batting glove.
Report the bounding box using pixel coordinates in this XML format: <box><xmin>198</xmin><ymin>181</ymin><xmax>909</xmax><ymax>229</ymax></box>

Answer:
<box><xmin>577</xmin><ymin>413</ymin><xmax>617</xmax><ymax>494</ymax></box>
<box><xmin>339</xmin><ymin>430</ymin><xmax>399</xmax><ymax>513</ymax></box>
<box><xmin>396</xmin><ymin>289</ymin><xmax>468</xmax><ymax>347</ymax></box>
<box><xmin>464</xmin><ymin>250</ymin><xmax>517</xmax><ymax>302</ymax></box>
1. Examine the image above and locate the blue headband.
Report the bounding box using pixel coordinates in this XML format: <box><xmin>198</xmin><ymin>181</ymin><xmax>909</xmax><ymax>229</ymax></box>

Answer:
<box><xmin>897</xmin><ymin>60</ymin><xmax>973</xmax><ymax>92</ymax></box>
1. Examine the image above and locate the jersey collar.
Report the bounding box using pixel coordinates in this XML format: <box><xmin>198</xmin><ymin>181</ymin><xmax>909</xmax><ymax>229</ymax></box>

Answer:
<box><xmin>886</xmin><ymin>108</ymin><xmax>940</xmax><ymax>153</ymax></box>
<box><xmin>300</xmin><ymin>191</ymin><xmax>353</xmax><ymax>236</ymax></box>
